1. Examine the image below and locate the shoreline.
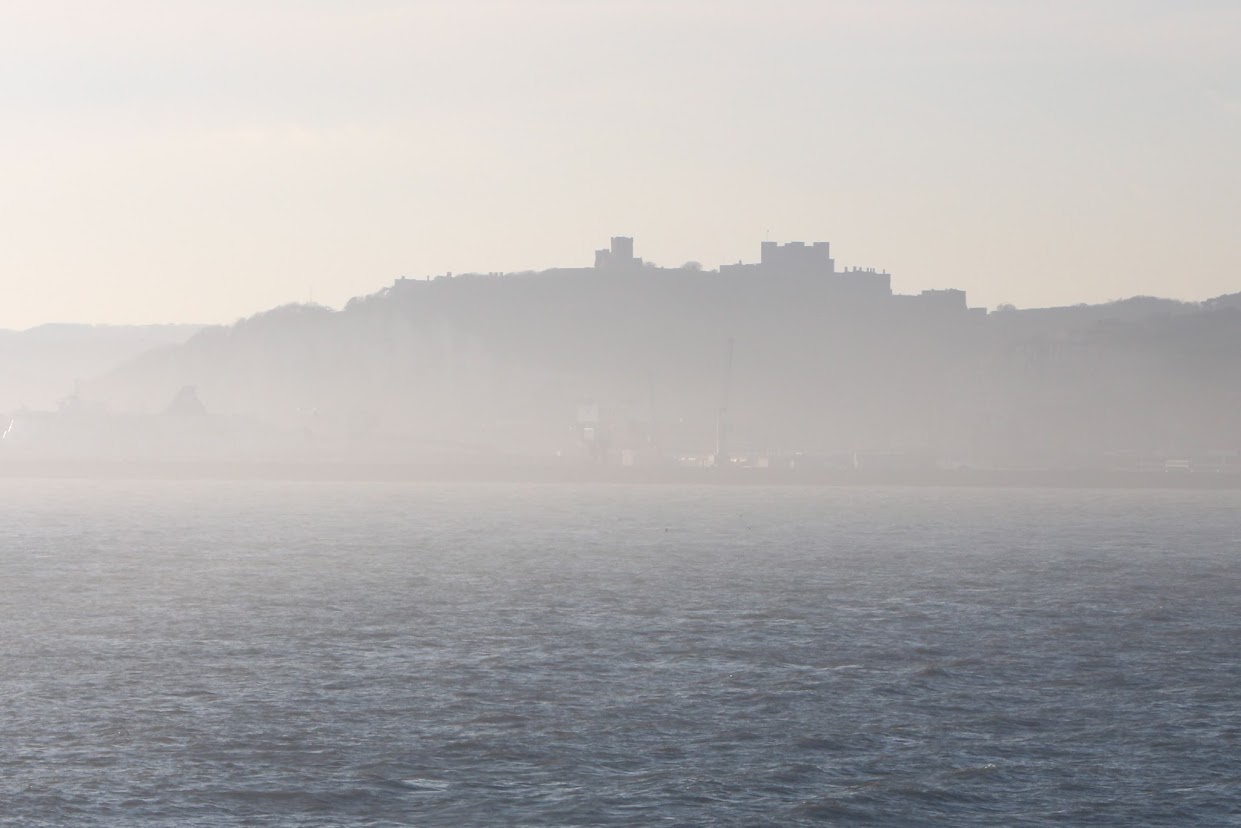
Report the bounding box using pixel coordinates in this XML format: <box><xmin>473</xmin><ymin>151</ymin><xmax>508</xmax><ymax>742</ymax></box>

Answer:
<box><xmin>2</xmin><ymin>461</ymin><xmax>1240</xmax><ymax>489</ymax></box>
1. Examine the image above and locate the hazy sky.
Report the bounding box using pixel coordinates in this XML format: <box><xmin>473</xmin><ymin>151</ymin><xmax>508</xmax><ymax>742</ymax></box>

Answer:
<box><xmin>3</xmin><ymin>0</ymin><xmax>1239</xmax><ymax>328</ymax></box>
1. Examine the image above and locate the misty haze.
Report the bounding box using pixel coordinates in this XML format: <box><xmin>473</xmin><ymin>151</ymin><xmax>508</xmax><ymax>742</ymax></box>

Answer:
<box><xmin>5</xmin><ymin>234</ymin><xmax>1241</xmax><ymax>483</ymax></box>
<box><xmin>3</xmin><ymin>2</ymin><xmax>1240</xmax><ymax>826</ymax></box>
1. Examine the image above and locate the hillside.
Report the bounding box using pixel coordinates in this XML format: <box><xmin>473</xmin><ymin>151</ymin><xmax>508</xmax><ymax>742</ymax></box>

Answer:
<box><xmin>0</xmin><ymin>324</ymin><xmax>202</xmax><ymax>412</ymax></box>
<box><xmin>82</xmin><ymin>260</ymin><xmax>1241</xmax><ymax>469</ymax></box>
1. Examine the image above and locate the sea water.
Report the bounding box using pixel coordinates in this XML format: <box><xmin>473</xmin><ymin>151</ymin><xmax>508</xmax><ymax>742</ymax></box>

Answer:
<box><xmin>1</xmin><ymin>481</ymin><xmax>1239</xmax><ymax>826</ymax></box>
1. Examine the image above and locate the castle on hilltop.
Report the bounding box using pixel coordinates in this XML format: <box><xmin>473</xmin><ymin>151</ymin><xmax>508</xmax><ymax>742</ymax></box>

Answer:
<box><xmin>717</xmin><ymin>239</ymin><xmax>892</xmax><ymax>300</ymax></box>
<box><xmin>591</xmin><ymin>236</ymin><xmax>979</xmax><ymax>315</ymax></box>
<box><xmin>393</xmin><ymin>234</ymin><xmax>982</xmax><ymax>315</ymax></box>
<box><xmin>594</xmin><ymin>236</ymin><xmax>642</xmax><ymax>269</ymax></box>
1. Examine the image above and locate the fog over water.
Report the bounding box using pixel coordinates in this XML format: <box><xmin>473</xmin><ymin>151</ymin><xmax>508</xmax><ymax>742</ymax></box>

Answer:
<box><xmin>3</xmin><ymin>481</ymin><xmax>1239</xmax><ymax>825</ymax></box>
<box><xmin>4</xmin><ymin>4</ymin><xmax>1240</xmax><ymax>825</ymax></box>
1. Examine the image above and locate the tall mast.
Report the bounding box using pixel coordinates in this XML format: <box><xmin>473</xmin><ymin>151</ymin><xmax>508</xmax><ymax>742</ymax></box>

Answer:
<box><xmin>715</xmin><ymin>337</ymin><xmax>734</xmax><ymax>466</ymax></box>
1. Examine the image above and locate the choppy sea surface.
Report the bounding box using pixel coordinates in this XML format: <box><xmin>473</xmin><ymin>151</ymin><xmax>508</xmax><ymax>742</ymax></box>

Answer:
<box><xmin>1</xmin><ymin>481</ymin><xmax>1240</xmax><ymax>826</ymax></box>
